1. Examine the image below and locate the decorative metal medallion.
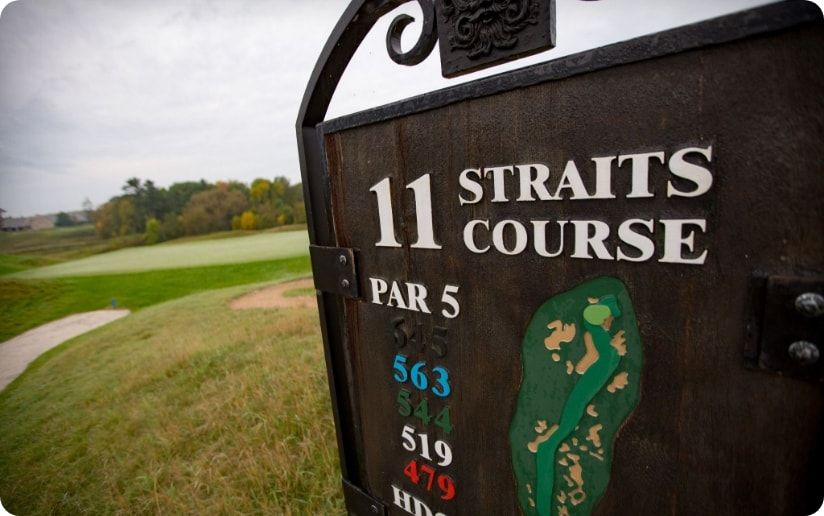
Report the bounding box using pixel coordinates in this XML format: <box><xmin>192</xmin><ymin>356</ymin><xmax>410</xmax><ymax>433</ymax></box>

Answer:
<box><xmin>509</xmin><ymin>277</ymin><xmax>642</xmax><ymax>515</ymax></box>
<box><xmin>436</xmin><ymin>0</ymin><xmax>555</xmax><ymax>77</ymax></box>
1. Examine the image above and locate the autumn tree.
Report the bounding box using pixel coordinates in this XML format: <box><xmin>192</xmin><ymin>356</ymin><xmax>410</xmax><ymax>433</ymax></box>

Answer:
<box><xmin>180</xmin><ymin>185</ymin><xmax>249</xmax><ymax>235</ymax></box>
<box><xmin>240</xmin><ymin>210</ymin><xmax>257</xmax><ymax>230</ymax></box>
<box><xmin>117</xmin><ymin>198</ymin><xmax>140</xmax><ymax>235</ymax></box>
<box><xmin>250</xmin><ymin>179</ymin><xmax>271</xmax><ymax>205</ymax></box>
<box><xmin>167</xmin><ymin>180</ymin><xmax>212</xmax><ymax>213</ymax></box>
<box><xmin>93</xmin><ymin>201</ymin><xmax>120</xmax><ymax>238</ymax></box>
<box><xmin>159</xmin><ymin>213</ymin><xmax>183</xmax><ymax>241</ymax></box>
<box><xmin>93</xmin><ymin>176</ymin><xmax>302</xmax><ymax>241</ymax></box>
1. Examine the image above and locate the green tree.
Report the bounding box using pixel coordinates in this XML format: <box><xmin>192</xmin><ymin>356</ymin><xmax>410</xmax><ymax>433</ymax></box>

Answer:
<box><xmin>254</xmin><ymin>204</ymin><xmax>277</xmax><ymax>229</ymax></box>
<box><xmin>277</xmin><ymin>205</ymin><xmax>294</xmax><ymax>226</ymax></box>
<box><xmin>143</xmin><ymin>180</ymin><xmax>168</xmax><ymax>219</ymax></box>
<box><xmin>271</xmin><ymin>176</ymin><xmax>290</xmax><ymax>202</ymax></box>
<box><xmin>144</xmin><ymin>217</ymin><xmax>160</xmax><ymax>244</ymax></box>
<box><xmin>159</xmin><ymin>213</ymin><xmax>183</xmax><ymax>241</ymax></box>
<box><xmin>284</xmin><ymin>182</ymin><xmax>305</xmax><ymax>226</ymax></box>
<box><xmin>122</xmin><ymin>177</ymin><xmax>144</xmax><ymax>197</ymax></box>
<box><xmin>292</xmin><ymin>202</ymin><xmax>307</xmax><ymax>224</ymax></box>
<box><xmin>55</xmin><ymin>212</ymin><xmax>75</xmax><ymax>227</ymax></box>
<box><xmin>120</xmin><ymin>178</ymin><xmax>149</xmax><ymax>233</ymax></box>
<box><xmin>284</xmin><ymin>183</ymin><xmax>303</xmax><ymax>205</ymax></box>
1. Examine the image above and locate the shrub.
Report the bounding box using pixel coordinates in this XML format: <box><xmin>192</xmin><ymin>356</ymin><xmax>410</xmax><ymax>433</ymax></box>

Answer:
<box><xmin>240</xmin><ymin>210</ymin><xmax>257</xmax><ymax>230</ymax></box>
<box><xmin>144</xmin><ymin>218</ymin><xmax>160</xmax><ymax>245</ymax></box>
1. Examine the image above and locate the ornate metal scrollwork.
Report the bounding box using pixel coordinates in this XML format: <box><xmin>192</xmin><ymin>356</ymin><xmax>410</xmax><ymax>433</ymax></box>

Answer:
<box><xmin>384</xmin><ymin>0</ymin><xmax>553</xmax><ymax>76</ymax></box>
<box><xmin>386</xmin><ymin>0</ymin><xmax>439</xmax><ymax>65</ymax></box>
<box><xmin>437</xmin><ymin>0</ymin><xmax>554</xmax><ymax>77</ymax></box>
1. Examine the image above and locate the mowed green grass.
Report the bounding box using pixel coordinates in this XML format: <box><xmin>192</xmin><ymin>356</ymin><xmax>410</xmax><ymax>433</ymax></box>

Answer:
<box><xmin>11</xmin><ymin>230</ymin><xmax>311</xmax><ymax>279</ymax></box>
<box><xmin>0</xmin><ymin>256</ymin><xmax>311</xmax><ymax>342</ymax></box>
<box><xmin>0</xmin><ymin>283</ymin><xmax>343</xmax><ymax>514</ymax></box>
<box><xmin>0</xmin><ymin>229</ymin><xmax>312</xmax><ymax>341</ymax></box>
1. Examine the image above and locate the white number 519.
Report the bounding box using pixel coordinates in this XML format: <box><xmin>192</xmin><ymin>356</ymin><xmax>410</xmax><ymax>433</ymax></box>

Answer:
<box><xmin>401</xmin><ymin>424</ymin><xmax>453</xmax><ymax>466</ymax></box>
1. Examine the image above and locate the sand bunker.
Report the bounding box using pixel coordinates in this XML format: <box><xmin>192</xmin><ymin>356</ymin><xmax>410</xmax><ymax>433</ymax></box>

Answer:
<box><xmin>230</xmin><ymin>278</ymin><xmax>317</xmax><ymax>310</ymax></box>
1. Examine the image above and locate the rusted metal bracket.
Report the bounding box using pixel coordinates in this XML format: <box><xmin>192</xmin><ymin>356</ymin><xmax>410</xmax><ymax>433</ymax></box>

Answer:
<box><xmin>747</xmin><ymin>275</ymin><xmax>824</xmax><ymax>381</ymax></box>
<box><xmin>342</xmin><ymin>478</ymin><xmax>386</xmax><ymax>516</ymax></box>
<box><xmin>309</xmin><ymin>245</ymin><xmax>359</xmax><ymax>299</ymax></box>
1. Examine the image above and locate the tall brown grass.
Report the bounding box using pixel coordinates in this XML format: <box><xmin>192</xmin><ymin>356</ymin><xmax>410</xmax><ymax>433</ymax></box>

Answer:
<box><xmin>0</xmin><ymin>283</ymin><xmax>344</xmax><ymax>515</ymax></box>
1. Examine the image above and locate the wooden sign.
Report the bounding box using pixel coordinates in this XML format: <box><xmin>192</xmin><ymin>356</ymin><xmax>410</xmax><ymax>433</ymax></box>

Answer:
<box><xmin>297</xmin><ymin>2</ymin><xmax>824</xmax><ymax>515</ymax></box>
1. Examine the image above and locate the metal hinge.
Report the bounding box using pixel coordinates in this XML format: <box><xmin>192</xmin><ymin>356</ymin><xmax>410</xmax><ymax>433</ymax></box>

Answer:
<box><xmin>747</xmin><ymin>275</ymin><xmax>824</xmax><ymax>381</ymax></box>
<box><xmin>309</xmin><ymin>245</ymin><xmax>359</xmax><ymax>298</ymax></box>
<box><xmin>342</xmin><ymin>479</ymin><xmax>386</xmax><ymax>516</ymax></box>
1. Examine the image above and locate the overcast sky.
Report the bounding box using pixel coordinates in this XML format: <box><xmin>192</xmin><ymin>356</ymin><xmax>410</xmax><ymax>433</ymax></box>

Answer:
<box><xmin>0</xmin><ymin>0</ymin><xmax>808</xmax><ymax>217</ymax></box>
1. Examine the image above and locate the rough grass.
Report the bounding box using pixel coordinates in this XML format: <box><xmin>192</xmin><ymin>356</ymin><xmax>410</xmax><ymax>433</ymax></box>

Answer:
<box><xmin>168</xmin><ymin>224</ymin><xmax>307</xmax><ymax>244</ymax></box>
<box><xmin>0</xmin><ymin>254</ymin><xmax>60</xmax><ymax>275</ymax></box>
<box><xmin>0</xmin><ymin>283</ymin><xmax>344</xmax><ymax>515</ymax></box>
<box><xmin>283</xmin><ymin>287</ymin><xmax>315</xmax><ymax>298</ymax></box>
<box><xmin>0</xmin><ymin>225</ymin><xmax>142</xmax><ymax>262</ymax></box>
<box><xmin>12</xmin><ymin>230</ymin><xmax>310</xmax><ymax>279</ymax></box>
<box><xmin>0</xmin><ymin>256</ymin><xmax>311</xmax><ymax>342</ymax></box>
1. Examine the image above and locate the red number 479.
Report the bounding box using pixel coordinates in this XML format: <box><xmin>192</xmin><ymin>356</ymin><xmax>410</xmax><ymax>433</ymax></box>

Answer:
<box><xmin>403</xmin><ymin>459</ymin><xmax>456</xmax><ymax>501</ymax></box>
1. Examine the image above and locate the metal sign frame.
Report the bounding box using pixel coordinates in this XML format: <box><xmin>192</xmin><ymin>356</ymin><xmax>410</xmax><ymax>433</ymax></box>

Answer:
<box><xmin>296</xmin><ymin>2</ymin><xmax>823</xmax><ymax>514</ymax></box>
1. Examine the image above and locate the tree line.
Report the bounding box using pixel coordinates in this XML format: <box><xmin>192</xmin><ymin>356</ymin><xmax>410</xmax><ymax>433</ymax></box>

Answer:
<box><xmin>93</xmin><ymin>177</ymin><xmax>305</xmax><ymax>244</ymax></box>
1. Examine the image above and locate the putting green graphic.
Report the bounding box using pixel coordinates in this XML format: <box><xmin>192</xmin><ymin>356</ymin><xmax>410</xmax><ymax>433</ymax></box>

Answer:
<box><xmin>509</xmin><ymin>277</ymin><xmax>642</xmax><ymax>516</ymax></box>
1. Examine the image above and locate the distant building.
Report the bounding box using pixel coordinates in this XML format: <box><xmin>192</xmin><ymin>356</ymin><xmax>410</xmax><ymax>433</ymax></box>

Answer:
<box><xmin>28</xmin><ymin>214</ymin><xmax>57</xmax><ymax>230</ymax></box>
<box><xmin>0</xmin><ymin>209</ymin><xmax>89</xmax><ymax>232</ymax></box>
<box><xmin>1</xmin><ymin>217</ymin><xmax>33</xmax><ymax>232</ymax></box>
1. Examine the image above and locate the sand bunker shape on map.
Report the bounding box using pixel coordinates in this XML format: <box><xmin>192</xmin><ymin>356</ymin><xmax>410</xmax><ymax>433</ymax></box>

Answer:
<box><xmin>509</xmin><ymin>277</ymin><xmax>642</xmax><ymax>516</ymax></box>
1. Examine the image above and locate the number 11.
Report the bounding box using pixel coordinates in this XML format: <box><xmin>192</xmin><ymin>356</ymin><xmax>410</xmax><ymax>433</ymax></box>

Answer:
<box><xmin>369</xmin><ymin>174</ymin><xmax>442</xmax><ymax>250</ymax></box>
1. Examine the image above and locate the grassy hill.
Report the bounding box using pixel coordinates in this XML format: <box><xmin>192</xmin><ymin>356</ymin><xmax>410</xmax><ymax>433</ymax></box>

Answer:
<box><xmin>0</xmin><ymin>223</ymin><xmax>341</xmax><ymax>514</ymax></box>
<box><xmin>0</xmin><ymin>282</ymin><xmax>343</xmax><ymax>514</ymax></box>
<box><xmin>0</xmin><ymin>225</ymin><xmax>141</xmax><ymax>263</ymax></box>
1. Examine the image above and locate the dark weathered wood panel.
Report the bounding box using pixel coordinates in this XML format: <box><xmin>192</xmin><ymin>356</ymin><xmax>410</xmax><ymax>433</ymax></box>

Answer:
<box><xmin>324</xmin><ymin>24</ymin><xmax>824</xmax><ymax>516</ymax></box>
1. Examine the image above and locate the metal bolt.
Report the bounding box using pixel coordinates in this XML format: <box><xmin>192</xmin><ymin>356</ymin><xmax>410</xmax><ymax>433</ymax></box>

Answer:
<box><xmin>370</xmin><ymin>504</ymin><xmax>379</xmax><ymax>514</ymax></box>
<box><xmin>339</xmin><ymin>254</ymin><xmax>347</xmax><ymax>266</ymax></box>
<box><xmin>794</xmin><ymin>292</ymin><xmax>824</xmax><ymax>318</ymax></box>
<box><xmin>340</xmin><ymin>279</ymin><xmax>350</xmax><ymax>289</ymax></box>
<box><xmin>788</xmin><ymin>340</ymin><xmax>820</xmax><ymax>366</ymax></box>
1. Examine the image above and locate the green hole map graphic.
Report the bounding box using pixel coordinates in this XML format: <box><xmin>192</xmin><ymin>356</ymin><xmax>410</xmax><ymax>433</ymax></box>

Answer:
<box><xmin>509</xmin><ymin>277</ymin><xmax>642</xmax><ymax>516</ymax></box>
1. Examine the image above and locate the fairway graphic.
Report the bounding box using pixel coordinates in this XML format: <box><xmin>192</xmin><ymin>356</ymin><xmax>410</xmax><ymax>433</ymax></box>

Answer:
<box><xmin>509</xmin><ymin>277</ymin><xmax>642</xmax><ymax>516</ymax></box>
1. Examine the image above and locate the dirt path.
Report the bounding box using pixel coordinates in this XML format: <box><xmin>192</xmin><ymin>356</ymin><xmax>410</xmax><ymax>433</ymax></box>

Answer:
<box><xmin>0</xmin><ymin>309</ymin><xmax>130</xmax><ymax>391</ymax></box>
<box><xmin>230</xmin><ymin>278</ymin><xmax>316</xmax><ymax>310</ymax></box>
